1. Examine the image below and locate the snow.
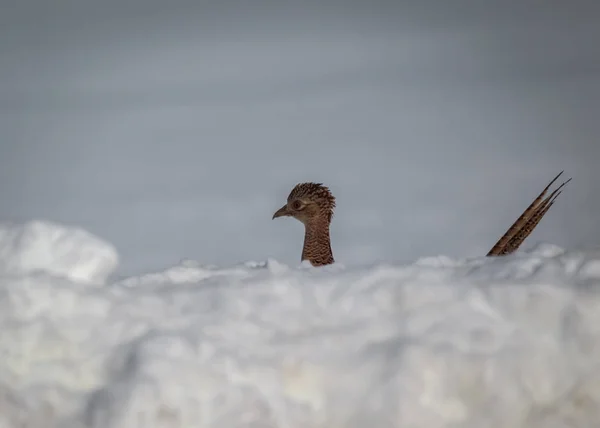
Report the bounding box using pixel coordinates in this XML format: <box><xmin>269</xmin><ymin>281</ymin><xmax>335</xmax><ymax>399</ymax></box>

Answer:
<box><xmin>1</xmin><ymin>221</ymin><xmax>600</xmax><ymax>428</ymax></box>
<box><xmin>0</xmin><ymin>220</ymin><xmax>118</xmax><ymax>284</ymax></box>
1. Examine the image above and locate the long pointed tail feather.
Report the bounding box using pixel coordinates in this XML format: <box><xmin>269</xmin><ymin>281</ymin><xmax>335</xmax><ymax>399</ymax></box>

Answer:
<box><xmin>487</xmin><ymin>172</ymin><xmax>571</xmax><ymax>256</ymax></box>
<box><xmin>501</xmin><ymin>178</ymin><xmax>570</xmax><ymax>255</ymax></box>
<box><xmin>500</xmin><ymin>191</ymin><xmax>560</xmax><ymax>255</ymax></box>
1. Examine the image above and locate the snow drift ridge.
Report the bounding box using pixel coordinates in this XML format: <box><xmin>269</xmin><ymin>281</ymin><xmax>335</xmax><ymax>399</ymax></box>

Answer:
<box><xmin>1</xmin><ymin>220</ymin><xmax>600</xmax><ymax>428</ymax></box>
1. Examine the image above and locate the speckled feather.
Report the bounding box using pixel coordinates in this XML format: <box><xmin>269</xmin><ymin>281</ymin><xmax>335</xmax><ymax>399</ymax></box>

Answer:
<box><xmin>487</xmin><ymin>171</ymin><xmax>571</xmax><ymax>256</ymax></box>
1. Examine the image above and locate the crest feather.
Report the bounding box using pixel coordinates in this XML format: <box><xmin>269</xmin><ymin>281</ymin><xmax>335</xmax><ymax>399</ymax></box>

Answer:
<box><xmin>287</xmin><ymin>182</ymin><xmax>336</xmax><ymax>222</ymax></box>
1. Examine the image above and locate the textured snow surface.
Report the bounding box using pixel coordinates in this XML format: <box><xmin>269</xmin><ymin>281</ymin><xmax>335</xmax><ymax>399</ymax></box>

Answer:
<box><xmin>1</xmin><ymin>221</ymin><xmax>600</xmax><ymax>428</ymax></box>
<box><xmin>0</xmin><ymin>220</ymin><xmax>118</xmax><ymax>284</ymax></box>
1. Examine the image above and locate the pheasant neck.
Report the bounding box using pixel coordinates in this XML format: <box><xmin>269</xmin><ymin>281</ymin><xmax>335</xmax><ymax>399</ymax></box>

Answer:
<box><xmin>301</xmin><ymin>218</ymin><xmax>334</xmax><ymax>266</ymax></box>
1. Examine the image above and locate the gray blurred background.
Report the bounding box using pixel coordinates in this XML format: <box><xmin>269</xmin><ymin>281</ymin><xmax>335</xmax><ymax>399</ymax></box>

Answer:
<box><xmin>1</xmin><ymin>0</ymin><xmax>599</xmax><ymax>275</ymax></box>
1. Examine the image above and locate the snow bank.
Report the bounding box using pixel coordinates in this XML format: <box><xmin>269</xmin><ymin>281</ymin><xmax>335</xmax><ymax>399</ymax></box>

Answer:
<box><xmin>0</xmin><ymin>220</ymin><xmax>118</xmax><ymax>284</ymax></box>
<box><xmin>1</xmin><ymin>221</ymin><xmax>600</xmax><ymax>428</ymax></box>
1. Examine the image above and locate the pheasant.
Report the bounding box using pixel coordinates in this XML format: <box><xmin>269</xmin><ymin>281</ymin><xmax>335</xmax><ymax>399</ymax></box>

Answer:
<box><xmin>272</xmin><ymin>182</ymin><xmax>336</xmax><ymax>266</ymax></box>
<box><xmin>272</xmin><ymin>172</ymin><xmax>571</xmax><ymax>266</ymax></box>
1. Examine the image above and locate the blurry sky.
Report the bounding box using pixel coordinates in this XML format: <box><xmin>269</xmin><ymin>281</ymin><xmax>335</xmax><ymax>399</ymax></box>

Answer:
<box><xmin>1</xmin><ymin>0</ymin><xmax>599</xmax><ymax>275</ymax></box>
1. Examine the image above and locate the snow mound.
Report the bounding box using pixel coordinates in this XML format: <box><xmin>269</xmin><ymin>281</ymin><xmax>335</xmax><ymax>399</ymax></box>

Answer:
<box><xmin>1</xmin><ymin>221</ymin><xmax>600</xmax><ymax>428</ymax></box>
<box><xmin>0</xmin><ymin>220</ymin><xmax>118</xmax><ymax>284</ymax></box>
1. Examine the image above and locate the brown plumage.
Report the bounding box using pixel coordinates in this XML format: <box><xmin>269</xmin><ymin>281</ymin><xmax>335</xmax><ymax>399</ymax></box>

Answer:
<box><xmin>273</xmin><ymin>172</ymin><xmax>570</xmax><ymax>266</ymax></box>
<box><xmin>272</xmin><ymin>183</ymin><xmax>336</xmax><ymax>266</ymax></box>
<box><xmin>487</xmin><ymin>171</ymin><xmax>571</xmax><ymax>256</ymax></box>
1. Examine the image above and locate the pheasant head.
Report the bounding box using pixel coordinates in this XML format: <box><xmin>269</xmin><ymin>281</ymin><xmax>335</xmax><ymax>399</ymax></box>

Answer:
<box><xmin>272</xmin><ymin>182</ymin><xmax>336</xmax><ymax>266</ymax></box>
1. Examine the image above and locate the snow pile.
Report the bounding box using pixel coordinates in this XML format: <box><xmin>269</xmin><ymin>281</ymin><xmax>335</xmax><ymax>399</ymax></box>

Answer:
<box><xmin>0</xmin><ymin>220</ymin><xmax>118</xmax><ymax>284</ymax></box>
<box><xmin>1</xmin><ymin>221</ymin><xmax>600</xmax><ymax>428</ymax></box>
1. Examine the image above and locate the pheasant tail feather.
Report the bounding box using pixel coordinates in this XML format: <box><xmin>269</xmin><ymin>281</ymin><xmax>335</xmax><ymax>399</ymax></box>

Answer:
<box><xmin>487</xmin><ymin>171</ymin><xmax>571</xmax><ymax>256</ymax></box>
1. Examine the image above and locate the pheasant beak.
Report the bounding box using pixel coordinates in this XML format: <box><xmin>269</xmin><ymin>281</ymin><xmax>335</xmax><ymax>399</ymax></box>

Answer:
<box><xmin>272</xmin><ymin>204</ymin><xmax>290</xmax><ymax>219</ymax></box>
